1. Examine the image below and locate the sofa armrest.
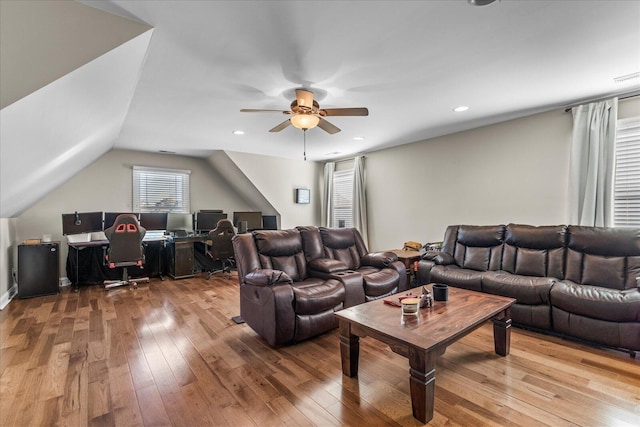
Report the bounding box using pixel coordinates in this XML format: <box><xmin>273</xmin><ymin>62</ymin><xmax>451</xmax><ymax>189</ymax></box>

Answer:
<box><xmin>422</xmin><ymin>250</ymin><xmax>455</xmax><ymax>265</ymax></box>
<box><xmin>244</xmin><ymin>269</ymin><xmax>292</xmax><ymax>287</ymax></box>
<box><xmin>362</xmin><ymin>251</ymin><xmax>398</xmax><ymax>268</ymax></box>
<box><xmin>308</xmin><ymin>258</ymin><xmax>348</xmax><ymax>274</ymax></box>
<box><xmin>416</xmin><ymin>260</ymin><xmax>436</xmax><ymax>286</ymax></box>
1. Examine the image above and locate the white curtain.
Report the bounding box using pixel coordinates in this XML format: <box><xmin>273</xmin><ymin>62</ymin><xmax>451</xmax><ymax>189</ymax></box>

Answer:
<box><xmin>569</xmin><ymin>98</ymin><xmax>618</xmax><ymax>226</ymax></box>
<box><xmin>322</xmin><ymin>162</ymin><xmax>335</xmax><ymax>227</ymax></box>
<box><xmin>353</xmin><ymin>156</ymin><xmax>369</xmax><ymax>248</ymax></box>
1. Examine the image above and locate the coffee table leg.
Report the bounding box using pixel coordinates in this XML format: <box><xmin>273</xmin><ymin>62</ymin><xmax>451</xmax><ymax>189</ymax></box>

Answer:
<box><xmin>339</xmin><ymin>321</ymin><xmax>359</xmax><ymax>377</ymax></box>
<box><xmin>492</xmin><ymin>309</ymin><xmax>512</xmax><ymax>356</ymax></box>
<box><xmin>409</xmin><ymin>348</ymin><xmax>438</xmax><ymax>423</ymax></box>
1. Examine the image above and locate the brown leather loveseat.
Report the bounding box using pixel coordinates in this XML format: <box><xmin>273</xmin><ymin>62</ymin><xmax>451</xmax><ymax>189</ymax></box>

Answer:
<box><xmin>417</xmin><ymin>224</ymin><xmax>640</xmax><ymax>354</ymax></box>
<box><xmin>233</xmin><ymin>227</ymin><xmax>407</xmax><ymax>346</ymax></box>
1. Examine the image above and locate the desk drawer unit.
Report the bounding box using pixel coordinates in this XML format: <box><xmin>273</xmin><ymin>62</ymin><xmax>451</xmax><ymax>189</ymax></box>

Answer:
<box><xmin>166</xmin><ymin>240</ymin><xmax>195</xmax><ymax>279</ymax></box>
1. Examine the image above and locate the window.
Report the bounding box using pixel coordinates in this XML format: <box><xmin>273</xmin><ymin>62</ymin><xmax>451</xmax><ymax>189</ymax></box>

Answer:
<box><xmin>133</xmin><ymin>166</ymin><xmax>191</xmax><ymax>213</ymax></box>
<box><xmin>613</xmin><ymin>117</ymin><xmax>640</xmax><ymax>227</ymax></box>
<box><xmin>332</xmin><ymin>168</ymin><xmax>353</xmax><ymax>228</ymax></box>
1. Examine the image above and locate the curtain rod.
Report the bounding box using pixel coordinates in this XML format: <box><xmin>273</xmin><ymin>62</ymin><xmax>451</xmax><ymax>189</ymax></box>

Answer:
<box><xmin>564</xmin><ymin>91</ymin><xmax>640</xmax><ymax>113</ymax></box>
<box><xmin>327</xmin><ymin>155</ymin><xmax>366</xmax><ymax>165</ymax></box>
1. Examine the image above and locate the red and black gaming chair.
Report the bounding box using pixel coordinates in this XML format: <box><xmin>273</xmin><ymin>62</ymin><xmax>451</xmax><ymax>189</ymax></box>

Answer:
<box><xmin>104</xmin><ymin>214</ymin><xmax>149</xmax><ymax>290</ymax></box>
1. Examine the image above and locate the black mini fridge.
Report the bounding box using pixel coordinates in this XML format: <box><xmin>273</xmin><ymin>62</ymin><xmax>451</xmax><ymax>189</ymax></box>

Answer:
<box><xmin>18</xmin><ymin>242</ymin><xmax>59</xmax><ymax>298</ymax></box>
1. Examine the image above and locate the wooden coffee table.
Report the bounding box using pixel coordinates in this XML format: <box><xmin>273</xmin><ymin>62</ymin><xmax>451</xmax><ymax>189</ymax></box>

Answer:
<box><xmin>335</xmin><ymin>285</ymin><xmax>515</xmax><ymax>423</ymax></box>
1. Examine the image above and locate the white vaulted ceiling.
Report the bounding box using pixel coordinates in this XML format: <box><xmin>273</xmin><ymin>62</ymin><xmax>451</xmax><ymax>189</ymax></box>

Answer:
<box><xmin>1</xmin><ymin>0</ymin><xmax>639</xmax><ymax>217</ymax></box>
<box><xmin>0</xmin><ymin>0</ymin><xmax>152</xmax><ymax>217</ymax></box>
<box><xmin>79</xmin><ymin>0</ymin><xmax>640</xmax><ymax>159</ymax></box>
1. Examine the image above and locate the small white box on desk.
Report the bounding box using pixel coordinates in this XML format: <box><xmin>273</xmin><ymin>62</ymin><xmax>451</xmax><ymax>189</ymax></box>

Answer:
<box><xmin>67</xmin><ymin>233</ymin><xmax>91</xmax><ymax>244</ymax></box>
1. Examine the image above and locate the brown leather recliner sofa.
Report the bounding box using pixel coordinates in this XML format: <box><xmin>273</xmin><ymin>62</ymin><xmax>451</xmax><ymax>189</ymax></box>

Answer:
<box><xmin>232</xmin><ymin>226</ymin><xmax>407</xmax><ymax>346</ymax></box>
<box><xmin>416</xmin><ymin>224</ymin><xmax>640</xmax><ymax>354</ymax></box>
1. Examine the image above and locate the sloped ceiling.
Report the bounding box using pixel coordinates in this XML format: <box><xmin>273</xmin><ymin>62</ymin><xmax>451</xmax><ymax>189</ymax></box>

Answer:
<box><xmin>0</xmin><ymin>0</ymin><xmax>151</xmax><ymax>108</ymax></box>
<box><xmin>0</xmin><ymin>1</ymin><xmax>152</xmax><ymax>218</ymax></box>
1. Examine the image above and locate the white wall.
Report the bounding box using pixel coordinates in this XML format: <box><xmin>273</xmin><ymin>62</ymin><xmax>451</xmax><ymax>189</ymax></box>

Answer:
<box><xmin>365</xmin><ymin>97</ymin><xmax>640</xmax><ymax>252</ymax></box>
<box><xmin>0</xmin><ymin>218</ymin><xmax>18</xmax><ymax>307</ymax></box>
<box><xmin>367</xmin><ymin>108</ymin><xmax>572</xmax><ymax>251</ymax></box>
<box><xmin>226</xmin><ymin>151</ymin><xmax>322</xmax><ymax>229</ymax></box>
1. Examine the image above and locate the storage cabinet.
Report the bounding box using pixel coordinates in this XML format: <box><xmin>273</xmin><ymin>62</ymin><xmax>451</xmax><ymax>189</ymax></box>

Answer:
<box><xmin>165</xmin><ymin>239</ymin><xmax>195</xmax><ymax>279</ymax></box>
<box><xmin>18</xmin><ymin>242</ymin><xmax>60</xmax><ymax>298</ymax></box>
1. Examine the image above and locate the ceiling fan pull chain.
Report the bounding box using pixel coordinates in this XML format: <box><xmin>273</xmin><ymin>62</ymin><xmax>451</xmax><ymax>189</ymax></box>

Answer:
<box><xmin>303</xmin><ymin>129</ymin><xmax>307</xmax><ymax>161</ymax></box>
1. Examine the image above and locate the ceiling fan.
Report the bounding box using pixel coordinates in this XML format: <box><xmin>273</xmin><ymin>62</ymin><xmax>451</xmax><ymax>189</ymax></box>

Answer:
<box><xmin>240</xmin><ymin>89</ymin><xmax>368</xmax><ymax>134</ymax></box>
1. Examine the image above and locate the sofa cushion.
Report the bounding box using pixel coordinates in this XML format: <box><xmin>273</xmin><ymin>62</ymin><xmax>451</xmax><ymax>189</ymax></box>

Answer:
<box><xmin>482</xmin><ymin>271</ymin><xmax>554</xmax><ymax>305</ymax></box>
<box><xmin>457</xmin><ymin>225</ymin><xmax>504</xmax><ymax>247</ymax></box>
<box><xmin>360</xmin><ymin>268</ymin><xmax>400</xmax><ymax>299</ymax></box>
<box><xmin>430</xmin><ymin>265</ymin><xmax>483</xmax><ymax>291</ymax></box>
<box><xmin>550</xmin><ymin>281</ymin><xmax>640</xmax><ymax>322</ymax></box>
<box><xmin>254</xmin><ymin>229</ymin><xmax>309</xmax><ymax>281</ymax></box>
<box><xmin>292</xmin><ymin>279</ymin><xmax>345</xmax><ymax>315</ymax></box>
<box><xmin>565</xmin><ymin>226</ymin><xmax>640</xmax><ymax>290</ymax></box>
<box><xmin>503</xmin><ymin>224</ymin><xmax>566</xmax><ymax>278</ymax></box>
<box><xmin>552</xmin><ymin>308</ymin><xmax>640</xmax><ymax>351</ymax></box>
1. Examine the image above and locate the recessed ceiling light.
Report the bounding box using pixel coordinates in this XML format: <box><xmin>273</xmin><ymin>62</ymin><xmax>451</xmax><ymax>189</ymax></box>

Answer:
<box><xmin>325</xmin><ymin>151</ymin><xmax>341</xmax><ymax>156</ymax></box>
<box><xmin>353</xmin><ymin>136</ymin><xmax>365</xmax><ymax>141</ymax></box>
<box><xmin>453</xmin><ymin>106</ymin><xmax>470</xmax><ymax>112</ymax></box>
<box><xmin>232</xmin><ymin>130</ymin><xmax>245</xmax><ymax>135</ymax></box>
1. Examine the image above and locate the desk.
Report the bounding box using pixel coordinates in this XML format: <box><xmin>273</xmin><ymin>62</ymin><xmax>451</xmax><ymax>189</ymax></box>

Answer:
<box><xmin>67</xmin><ymin>237</ymin><xmax>165</xmax><ymax>291</ymax></box>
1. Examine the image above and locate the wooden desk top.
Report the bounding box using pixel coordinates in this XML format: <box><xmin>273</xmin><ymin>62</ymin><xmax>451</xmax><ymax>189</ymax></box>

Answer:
<box><xmin>335</xmin><ymin>285</ymin><xmax>515</xmax><ymax>355</ymax></box>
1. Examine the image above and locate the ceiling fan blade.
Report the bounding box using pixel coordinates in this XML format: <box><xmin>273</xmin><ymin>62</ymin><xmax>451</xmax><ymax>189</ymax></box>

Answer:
<box><xmin>241</xmin><ymin>109</ymin><xmax>289</xmax><ymax>114</ymax></box>
<box><xmin>296</xmin><ymin>89</ymin><xmax>314</xmax><ymax>109</ymax></box>
<box><xmin>321</xmin><ymin>107</ymin><xmax>369</xmax><ymax>117</ymax></box>
<box><xmin>317</xmin><ymin>118</ymin><xmax>341</xmax><ymax>134</ymax></box>
<box><xmin>269</xmin><ymin>119</ymin><xmax>292</xmax><ymax>132</ymax></box>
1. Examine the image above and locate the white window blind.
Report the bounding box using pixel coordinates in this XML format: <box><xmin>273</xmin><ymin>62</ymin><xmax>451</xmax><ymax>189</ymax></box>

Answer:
<box><xmin>332</xmin><ymin>169</ymin><xmax>353</xmax><ymax>228</ymax></box>
<box><xmin>613</xmin><ymin>117</ymin><xmax>640</xmax><ymax>227</ymax></box>
<box><xmin>133</xmin><ymin>166</ymin><xmax>191</xmax><ymax>213</ymax></box>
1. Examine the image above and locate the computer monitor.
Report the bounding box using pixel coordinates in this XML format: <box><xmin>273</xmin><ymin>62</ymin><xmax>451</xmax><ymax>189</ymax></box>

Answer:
<box><xmin>104</xmin><ymin>212</ymin><xmax>137</xmax><ymax>230</ymax></box>
<box><xmin>233</xmin><ymin>211</ymin><xmax>262</xmax><ymax>231</ymax></box>
<box><xmin>139</xmin><ymin>212</ymin><xmax>168</xmax><ymax>231</ymax></box>
<box><xmin>62</xmin><ymin>211</ymin><xmax>104</xmax><ymax>235</ymax></box>
<box><xmin>166</xmin><ymin>212</ymin><xmax>194</xmax><ymax>232</ymax></box>
<box><xmin>196</xmin><ymin>212</ymin><xmax>227</xmax><ymax>233</ymax></box>
<box><xmin>262</xmin><ymin>215</ymin><xmax>278</xmax><ymax>230</ymax></box>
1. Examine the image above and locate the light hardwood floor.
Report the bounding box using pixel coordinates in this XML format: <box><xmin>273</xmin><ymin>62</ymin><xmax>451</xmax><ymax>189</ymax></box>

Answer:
<box><xmin>1</xmin><ymin>275</ymin><xmax>638</xmax><ymax>426</ymax></box>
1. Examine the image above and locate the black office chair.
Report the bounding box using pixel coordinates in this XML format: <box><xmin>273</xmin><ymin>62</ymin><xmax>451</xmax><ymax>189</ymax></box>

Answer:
<box><xmin>206</xmin><ymin>219</ymin><xmax>236</xmax><ymax>279</ymax></box>
<box><xmin>104</xmin><ymin>214</ymin><xmax>149</xmax><ymax>290</ymax></box>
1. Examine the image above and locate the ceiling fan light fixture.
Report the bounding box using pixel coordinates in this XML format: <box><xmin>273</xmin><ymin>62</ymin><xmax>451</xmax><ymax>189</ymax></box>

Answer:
<box><xmin>468</xmin><ymin>0</ymin><xmax>497</xmax><ymax>5</ymax></box>
<box><xmin>290</xmin><ymin>114</ymin><xmax>320</xmax><ymax>130</ymax></box>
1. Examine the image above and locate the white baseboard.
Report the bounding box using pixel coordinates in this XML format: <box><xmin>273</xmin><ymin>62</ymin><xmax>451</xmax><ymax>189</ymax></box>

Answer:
<box><xmin>0</xmin><ymin>283</ymin><xmax>18</xmax><ymax>310</ymax></box>
<box><xmin>60</xmin><ymin>277</ymin><xmax>71</xmax><ymax>287</ymax></box>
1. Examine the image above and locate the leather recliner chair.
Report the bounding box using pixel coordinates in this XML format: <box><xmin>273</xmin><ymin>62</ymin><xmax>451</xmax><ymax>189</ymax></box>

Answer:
<box><xmin>301</xmin><ymin>226</ymin><xmax>408</xmax><ymax>301</ymax></box>
<box><xmin>232</xmin><ymin>229</ymin><xmax>346</xmax><ymax>346</ymax></box>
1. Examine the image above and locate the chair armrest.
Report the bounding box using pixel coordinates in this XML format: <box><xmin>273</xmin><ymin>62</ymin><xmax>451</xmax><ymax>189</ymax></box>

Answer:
<box><xmin>422</xmin><ymin>250</ymin><xmax>455</xmax><ymax>265</ymax></box>
<box><xmin>244</xmin><ymin>269</ymin><xmax>292</xmax><ymax>287</ymax></box>
<box><xmin>361</xmin><ymin>251</ymin><xmax>398</xmax><ymax>268</ymax></box>
<box><xmin>308</xmin><ymin>258</ymin><xmax>348</xmax><ymax>274</ymax></box>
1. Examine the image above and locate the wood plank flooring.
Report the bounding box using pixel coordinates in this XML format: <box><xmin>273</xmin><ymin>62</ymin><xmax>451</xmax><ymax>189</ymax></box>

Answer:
<box><xmin>1</xmin><ymin>275</ymin><xmax>638</xmax><ymax>426</ymax></box>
